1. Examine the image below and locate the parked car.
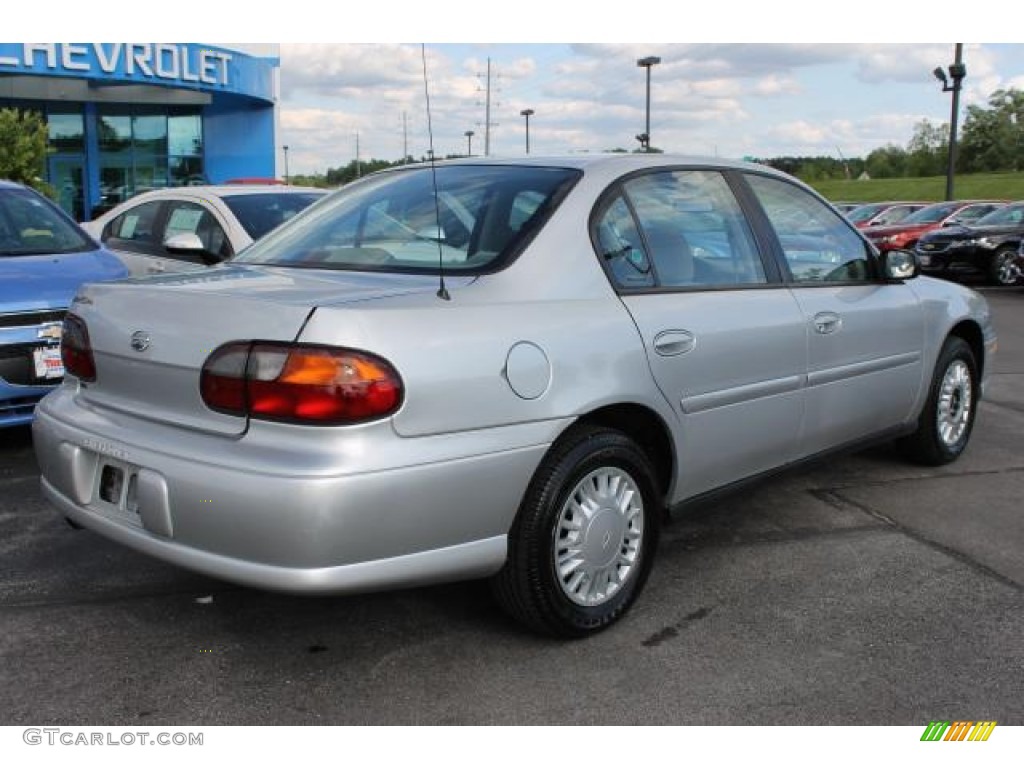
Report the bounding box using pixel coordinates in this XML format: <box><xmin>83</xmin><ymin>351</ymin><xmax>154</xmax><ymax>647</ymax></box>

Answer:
<box><xmin>82</xmin><ymin>185</ymin><xmax>327</xmax><ymax>276</ymax></box>
<box><xmin>33</xmin><ymin>156</ymin><xmax>995</xmax><ymax>636</ymax></box>
<box><xmin>832</xmin><ymin>201</ymin><xmax>865</xmax><ymax>215</ymax></box>
<box><xmin>0</xmin><ymin>180</ymin><xmax>126</xmax><ymax>427</ymax></box>
<box><xmin>863</xmin><ymin>200</ymin><xmax>1006</xmax><ymax>253</ymax></box>
<box><xmin>915</xmin><ymin>201</ymin><xmax>1024</xmax><ymax>285</ymax></box>
<box><xmin>846</xmin><ymin>201</ymin><xmax>929</xmax><ymax>229</ymax></box>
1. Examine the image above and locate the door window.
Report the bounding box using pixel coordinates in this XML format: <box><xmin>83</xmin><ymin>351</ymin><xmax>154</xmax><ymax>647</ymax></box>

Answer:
<box><xmin>746</xmin><ymin>174</ymin><xmax>874</xmax><ymax>283</ymax></box>
<box><xmin>162</xmin><ymin>201</ymin><xmax>232</xmax><ymax>260</ymax></box>
<box><xmin>594</xmin><ymin>169</ymin><xmax>766</xmax><ymax>289</ymax></box>
<box><xmin>104</xmin><ymin>201</ymin><xmax>163</xmax><ymax>253</ymax></box>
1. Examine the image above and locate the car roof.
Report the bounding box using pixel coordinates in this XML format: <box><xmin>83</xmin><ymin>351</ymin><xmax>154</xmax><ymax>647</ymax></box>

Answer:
<box><xmin>393</xmin><ymin>153</ymin><xmax>773</xmax><ymax>173</ymax></box>
<box><xmin>130</xmin><ymin>185</ymin><xmax>325</xmax><ymax>199</ymax></box>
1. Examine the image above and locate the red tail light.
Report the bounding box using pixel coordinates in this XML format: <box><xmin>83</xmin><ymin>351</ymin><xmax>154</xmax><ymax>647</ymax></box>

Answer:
<box><xmin>61</xmin><ymin>314</ymin><xmax>96</xmax><ymax>381</ymax></box>
<box><xmin>200</xmin><ymin>342</ymin><xmax>404</xmax><ymax>424</ymax></box>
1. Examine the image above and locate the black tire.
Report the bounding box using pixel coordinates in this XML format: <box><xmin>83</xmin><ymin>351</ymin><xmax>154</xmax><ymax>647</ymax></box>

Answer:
<box><xmin>899</xmin><ymin>336</ymin><xmax>979</xmax><ymax>466</ymax></box>
<box><xmin>988</xmin><ymin>247</ymin><xmax>1021</xmax><ymax>286</ymax></box>
<box><xmin>491</xmin><ymin>425</ymin><xmax>661</xmax><ymax>638</ymax></box>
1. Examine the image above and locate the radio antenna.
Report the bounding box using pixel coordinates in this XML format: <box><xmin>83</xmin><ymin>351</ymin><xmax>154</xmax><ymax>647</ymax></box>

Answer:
<box><xmin>421</xmin><ymin>44</ymin><xmax>450</xmax><ymax>301</ymax></box>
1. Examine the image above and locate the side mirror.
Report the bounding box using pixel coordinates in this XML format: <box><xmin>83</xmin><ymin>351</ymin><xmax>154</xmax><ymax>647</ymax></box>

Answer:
<box><xmin>164</xmin><ymin>232</ymin><xmax>205</xmax><ymax>253</ymax></box>
<box><xmin>164</xmin><ymin>232</ymin><xmax>223</xmax><ymax>265</ymax></box>
<box><xmin>883</xmin><ymin>249</ymin><xmax>919</xmax><ymax>281</ymax></box>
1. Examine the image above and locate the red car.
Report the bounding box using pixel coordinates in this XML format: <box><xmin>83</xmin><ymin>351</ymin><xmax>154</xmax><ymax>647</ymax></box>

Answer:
<box><xmin>863</xmin><ymin>200</ymin><xmax>1006</xmax><ymax>253</ymax></box>
<box><xmin>846</xmin><ymin>201</ymin><xmax>930</xmax><ymax>229</ymax></box>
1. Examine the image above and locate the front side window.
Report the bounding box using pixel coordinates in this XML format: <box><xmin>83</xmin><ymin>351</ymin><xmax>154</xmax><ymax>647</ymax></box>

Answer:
<box><xmin>746</xmin><ymin>174</ymin><xmax>874</xmax><ymax>283</ymax></box>
<box><xmin>162</xmin><ymin>201</ymin><xmax>231</xmax><ymax>260</ymax></box>
<box><xmin>234</xmin><ymin>165</ymin><xmax>580</xmax><ymax>272</ymax></box>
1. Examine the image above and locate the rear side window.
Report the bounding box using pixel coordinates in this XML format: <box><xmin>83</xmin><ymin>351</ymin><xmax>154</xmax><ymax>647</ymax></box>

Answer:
<box><xmin>746</xmin><ymin>174</ymin><xmax>874</xmax><ymax>283</ymax></box>
<box><xmin>593</xmin><ymin>169</ymin><xmax>766</xmax><ymax>289</ymax></box>
<box><xmin>105</xmin><ymin>200</ymin><xmax>163</xmax><ymax>246</ymax></box>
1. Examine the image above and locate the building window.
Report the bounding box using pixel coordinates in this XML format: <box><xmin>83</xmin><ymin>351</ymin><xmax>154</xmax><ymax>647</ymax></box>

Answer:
<box><xmin>94</xmin><ymin>110</ymin><xmax>203</xmax><ymax>216</ymax></box>
<box><xmin>47</xmin><ymin>113</ymin><xmax>84</xmax><ymax>153</ymax></box>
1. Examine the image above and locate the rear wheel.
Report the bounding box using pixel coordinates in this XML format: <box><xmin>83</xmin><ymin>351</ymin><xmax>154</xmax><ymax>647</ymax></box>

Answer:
<box><xmin>900</xmin><ymin>336</ymin><xmax>978</xmax><ymax>465</ymax></box>
<box><xmin>492</xmin><ymin>425</ymin><xmax>661</xmax><ymax>637</ymax></box>
<box><xmin>989</xmin><ymin>247</ymin><xmax>1021</xmax><ymax>286</ymax></box>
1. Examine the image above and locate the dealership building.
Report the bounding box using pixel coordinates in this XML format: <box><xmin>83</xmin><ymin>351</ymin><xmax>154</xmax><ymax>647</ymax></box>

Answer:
<box><xmin>0</xmin><ymin>43</ymin><xmax>280</xmax><ymax>220</ymax></box>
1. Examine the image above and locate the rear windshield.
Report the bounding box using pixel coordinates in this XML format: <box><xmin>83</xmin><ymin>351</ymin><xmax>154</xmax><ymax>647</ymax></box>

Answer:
<box><xmin>0</xmin><ymin>188</ymin><xmax>93</xmax><ymax>256</ymax></box>
<box><xmin>232</xmin><ymin>164</ymin><xmax>581</xmax><ymax>272</ymax></box>
<box><xmin>221</xmin><ymin>191</ymin><xmax>326</xmax><ymax>240</ymax></box>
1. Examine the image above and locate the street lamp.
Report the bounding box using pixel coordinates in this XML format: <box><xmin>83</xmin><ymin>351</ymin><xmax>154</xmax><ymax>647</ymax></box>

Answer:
<box><xmin>282</xmin><ymin>145</ymin><xmax>290</xmax><ymax>184</ymax></box>
<box><xmin>636</xmin><ymin>55</ymin><xmax>661</xmax><ymax>152</ymax></box>
<box><xmin>465</xmin><ymin>130</ymin><xmax>474</xmax><ymax>157</ymax></box>
<box><xmin>520</xmin><ymin>108</ymin><xmax>535</xmax><ymax>154</ymax></box>
<box><xmin>933</xmin><ymin>44</ymin><xmax>966</xmax><ymax>201</ymax></box>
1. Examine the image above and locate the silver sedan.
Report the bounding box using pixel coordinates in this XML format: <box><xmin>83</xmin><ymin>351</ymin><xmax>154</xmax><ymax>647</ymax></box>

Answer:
<box><xmin>33</xmin><ymin>155</ymin><xmax>996</xmax><ymax>636</ymax></box>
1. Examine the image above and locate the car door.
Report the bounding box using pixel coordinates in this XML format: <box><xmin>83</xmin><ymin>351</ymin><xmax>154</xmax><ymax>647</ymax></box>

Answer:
<box><xmin>596</xmin><ymin>168</ymin><xmax>808</xmax><ymax>501</ymax></box>
<box><xmin>743</xmin><ymin>173</ymin><xmax>925</xmax><ymax>458</ymax></box>
<box><xmin>100</xmin><ymin>199</ymin><xmax>167</xmax><ymax>276</ymax></box>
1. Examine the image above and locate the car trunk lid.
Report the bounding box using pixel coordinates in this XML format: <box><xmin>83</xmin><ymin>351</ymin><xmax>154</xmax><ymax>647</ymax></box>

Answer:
<box><xmin>70</xmin><ymin>265</ymin><xmax>450</xmax><ymax>435</ymax></box>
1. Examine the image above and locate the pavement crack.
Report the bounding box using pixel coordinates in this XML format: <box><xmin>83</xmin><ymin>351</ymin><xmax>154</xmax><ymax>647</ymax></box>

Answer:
<box><xmin>984</xmin><ymin>398</ymin><xmax>1024</xmax><ymax>416</ymax></box>
<box><xmin>660</xmin><ymin>523</ymin><xmax>886</xmax><ymax>551</ymax></box>
<box><xmin>821</xmin><ymin>488</ymin><xmax>1023</xmax><ymax>594</ymax></box>
<box><xmin>0</xmin><ymin>584</ymin><xmax>240</xmax><ymax>611</ymax></box>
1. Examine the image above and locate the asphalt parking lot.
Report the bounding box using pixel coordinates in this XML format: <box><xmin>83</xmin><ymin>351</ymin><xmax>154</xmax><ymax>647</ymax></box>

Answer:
<box><xmin>1</xmin><ymin>286</ymin><xmax>1022</xmax><ymax>726</ymax></box>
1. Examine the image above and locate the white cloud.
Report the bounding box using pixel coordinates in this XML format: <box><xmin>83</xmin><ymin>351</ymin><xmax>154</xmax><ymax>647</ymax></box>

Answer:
<box><xmin>274</xmin><ymin>43</ymin><xmax>1024</xmax><ymax>172</ymax></box>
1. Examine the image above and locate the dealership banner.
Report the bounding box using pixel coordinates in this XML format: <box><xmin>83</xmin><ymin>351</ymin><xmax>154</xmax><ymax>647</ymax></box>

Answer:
<box><xmin>0</xmin><ymin>43</ymin><xmax>275</xmax><ymax>102</ymax></box>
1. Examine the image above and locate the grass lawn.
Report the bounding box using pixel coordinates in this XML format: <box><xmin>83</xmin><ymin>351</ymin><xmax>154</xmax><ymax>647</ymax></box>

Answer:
<box><xmin>807</xmin><ymin>172</ymin><xmax>1024</xmax><ymax>203</ymax></box>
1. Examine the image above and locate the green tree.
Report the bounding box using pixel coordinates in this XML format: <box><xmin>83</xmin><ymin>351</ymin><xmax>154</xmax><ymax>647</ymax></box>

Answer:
<box><xmin>0</xmin><ymin>107</ymin><xmax>52</xmax><ymax>196</ymax></box>
<box><xmin>906</xmin><ymin>119</ymin><xmax>947</xmax><ymax>177</ymax></box>
<box><xmin>864</xmin><ymin>144</ymin><xmax>909</xmax><ymax>178</ymax></box>
<box><xmin>325</xmin><ymin>157</ymin><xmax>404</xmax><ymax>186</ymax></box>
<box><xmin>959</xmin><ymin>88</ymin><xmax>1024</xmax><ymax>172</ymax></box>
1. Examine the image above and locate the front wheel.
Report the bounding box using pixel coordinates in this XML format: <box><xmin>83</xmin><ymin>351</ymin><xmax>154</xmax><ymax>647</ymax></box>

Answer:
<box><xmin>900</xmin><ymin>336</ymin><xmax>979</xmax><ymax>466</ymax></box>
<box><xmin>989</xmin><ymin>247</ymin><xmax>1022</xmax><ymax>286</ymax></box>
<box><xmin>491</xmin><ymin>425</ymin><xmax>661</xmax><ymax>637</ymax></box>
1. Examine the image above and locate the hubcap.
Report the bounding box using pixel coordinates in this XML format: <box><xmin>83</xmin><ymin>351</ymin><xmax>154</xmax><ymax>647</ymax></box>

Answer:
<box><xmin>996</xmin><ymin>253</ymin><xmax>1020</xmax><ymax>285</ymax></box>
<box><xmin>937</xmin><ymin>359</ymin><xmax>972</xmax><ymax>447</ymax></box>
<box><xmin>553</xmin><ymin>467</ymin><xmax>644</xmax><ymax>607</ymax></box>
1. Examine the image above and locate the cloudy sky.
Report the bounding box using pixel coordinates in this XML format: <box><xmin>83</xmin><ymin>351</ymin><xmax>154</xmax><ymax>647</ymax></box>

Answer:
<box><xmin>277</xmin><ymin>42</ymin><xmax>1024</xmax><ymax>175</ymax></box>
<box><xmin>26</xmin><ymin>2</ymin><xmax>1024</xmax><ymax>177</ymax></box>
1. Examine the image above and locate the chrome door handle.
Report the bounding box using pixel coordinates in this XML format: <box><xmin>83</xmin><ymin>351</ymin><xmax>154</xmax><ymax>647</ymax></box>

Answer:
<box><xmin>653</xmin><ymin>330</ymin><xmax>696</xmax><ymax>356</ymax></box>
<box><xmin>813</xmin><ymin>311</ymin><xmax>841</xmax><ymax>334</ymax></box>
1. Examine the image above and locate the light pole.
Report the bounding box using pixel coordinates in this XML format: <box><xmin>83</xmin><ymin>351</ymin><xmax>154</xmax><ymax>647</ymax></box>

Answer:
<box><xmin>933</xmin><ymin>44</ymin><xmax>966</xmax><ymax>201</ymax></box>
<box><xmin>520</xmin><ymin>108</ymin><xmax>534</xmax><ymax>154</ymax></box>
<box><xmin>465</xmin><ymin>130</ymin><xmax>474</xmax><ymax>157</ymax></box>
<box><xmin>636</xmin><ymin>55</ymin><xmax>661</xmax><ymax>152</ymax></box>
<box><xmin>282</xmin><ymin>145</ymin><xmax>290</xmax><ymax>184</ymax></box>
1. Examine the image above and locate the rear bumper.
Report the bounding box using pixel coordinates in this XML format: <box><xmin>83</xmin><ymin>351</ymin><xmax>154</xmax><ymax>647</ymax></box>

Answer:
<box><xmin>33</xmin><ymin>387</ymin><xmax>567</xmax><ymax>594</ymax></box>
<box><xmin>41</xmin><ymin>476</ymin><xmax>509</xmax><ymax>594</ymax></box>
